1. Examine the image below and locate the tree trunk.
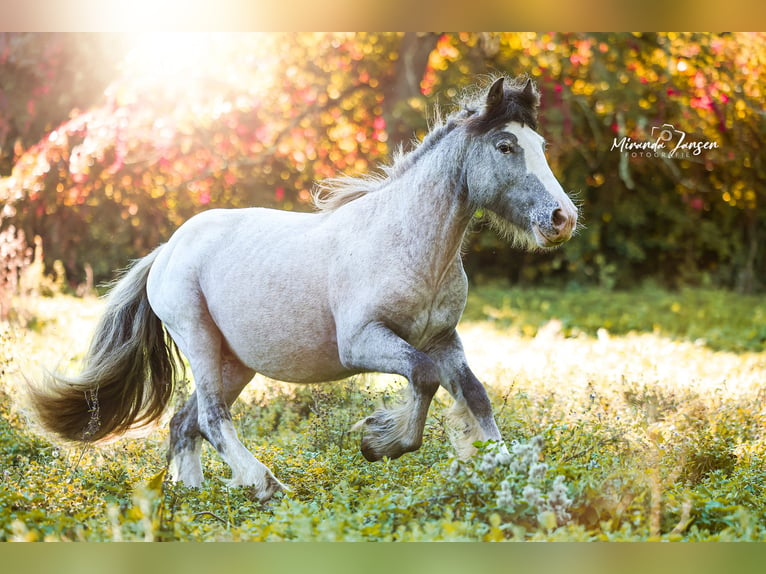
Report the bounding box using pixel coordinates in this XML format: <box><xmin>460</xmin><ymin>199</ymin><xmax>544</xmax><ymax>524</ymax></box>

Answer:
<box><xmin>382</xmin><ymin>33</ymin><xmax>440</xmax><ymax>153</ymax></box>
<box><xmin>736</xmin><ymin>211</ymin><xmax>759</xmax><ymax>294</ymax></box>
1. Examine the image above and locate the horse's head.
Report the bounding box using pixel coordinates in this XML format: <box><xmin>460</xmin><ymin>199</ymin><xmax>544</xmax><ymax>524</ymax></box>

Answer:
<box><xmin>464</xmin><ymin>76</ymin><xmax>578</xmax><ymax>250</ymax></box>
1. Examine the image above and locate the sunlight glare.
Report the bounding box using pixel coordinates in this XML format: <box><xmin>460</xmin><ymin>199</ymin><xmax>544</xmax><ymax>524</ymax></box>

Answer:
<box><xmin>124</xmin><ymin>33</ymin><xmax>215</xmax><ymax>83</ymax></box>
<box><xmin>116</xmin><ymin>33</ymin><xmax>279</xmax><ymax>100</ymax></box>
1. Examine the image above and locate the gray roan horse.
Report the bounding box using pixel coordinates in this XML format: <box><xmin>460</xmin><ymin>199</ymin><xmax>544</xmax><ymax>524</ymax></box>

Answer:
<box><xmin>30</xmin><ymin>76</ymin><xmax>578</xmax><ymax>501</ymax></box>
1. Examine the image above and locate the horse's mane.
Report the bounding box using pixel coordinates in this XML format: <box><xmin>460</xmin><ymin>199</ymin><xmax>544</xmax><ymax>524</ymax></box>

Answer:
<box><xmin>311</xmin><ymin>120</ymin><xmax>460</xmax><ymax>212</ymax></box>
<box><xmin>312</xmin><ymin>75</ymin><xmax>539</xmax><ymax>212</ymax></box>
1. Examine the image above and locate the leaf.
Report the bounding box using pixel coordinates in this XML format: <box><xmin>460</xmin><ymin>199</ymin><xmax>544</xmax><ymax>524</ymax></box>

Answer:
<box><xmin>146</xmin><ymin>468</ymin><xmax>167</xmax><ymax>493</ymax></box>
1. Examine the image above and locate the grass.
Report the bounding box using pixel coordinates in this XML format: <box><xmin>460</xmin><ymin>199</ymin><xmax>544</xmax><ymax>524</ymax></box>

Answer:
<box><xmin>1</xmin><ymin>285</ymin><xmax>765</xmax><ymax>541</ymax></box>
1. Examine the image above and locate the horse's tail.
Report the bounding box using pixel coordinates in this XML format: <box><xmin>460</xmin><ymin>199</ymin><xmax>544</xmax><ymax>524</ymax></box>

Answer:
<box><xmin>28</xmin><ymin>246</ymin><xmax>185</xmax><ymax>443</ymax></box>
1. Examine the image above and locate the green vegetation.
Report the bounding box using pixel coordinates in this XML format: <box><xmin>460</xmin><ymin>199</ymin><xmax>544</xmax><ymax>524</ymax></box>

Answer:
<box><xmin>463</xmin><ymin>284</ymin><xmax>766</xmax><ymax>352</ymax></box>
<box><xmin>2</xmin><ymin>286</ymin><xmax>765</xmax><ymax>541</ymax></box>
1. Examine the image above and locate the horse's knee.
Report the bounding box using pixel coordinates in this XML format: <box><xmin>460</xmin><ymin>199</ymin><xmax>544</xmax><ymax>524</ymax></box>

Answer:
<box><xmin>410</xmin><ymin>354</ymin><xmax>441</xmax><ymax>397</ymax></box>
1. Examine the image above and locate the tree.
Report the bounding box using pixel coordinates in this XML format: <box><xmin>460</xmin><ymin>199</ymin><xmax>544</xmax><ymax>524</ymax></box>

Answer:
<box><xmin>1</xmin><ymin>33</ymin><xmax>764</xmax><ymax>292</ymax></box>
<box><xmin>0</xmin><ymin>33</ymin><xmax>126</xmax><ymax>176</ymax></box>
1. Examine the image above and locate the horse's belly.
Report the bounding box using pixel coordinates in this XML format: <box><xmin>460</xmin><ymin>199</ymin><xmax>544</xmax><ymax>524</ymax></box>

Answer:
<box><xmin>238</xmin><ymin>341</ymin><xmax>352</xmax><ymax>384</ymax></box>
<box><xmin>216</xmin><ymin>306</ymin><xmax>353</xmax><ymax>384</ymax></box>
<box><xmin>193</xmin><ymin>213</ymin><xmax>351</xmax><ymax>383</ymax></box>
<box><xmin>248</xmin><ymin>350</ymin><xmax>355</xmax><ymax>384</ymax></box>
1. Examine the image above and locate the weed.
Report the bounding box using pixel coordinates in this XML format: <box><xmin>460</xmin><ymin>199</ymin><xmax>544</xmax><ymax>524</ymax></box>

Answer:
<box><xmin>1</xmin><ymin>287</ymin><xmax>765</xmax><ymax>541</ymax></box>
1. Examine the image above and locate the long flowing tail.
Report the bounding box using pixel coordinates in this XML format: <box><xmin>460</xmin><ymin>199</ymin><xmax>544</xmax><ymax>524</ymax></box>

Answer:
<box><xmin>28</xmin><ymin>246</ymin><xmax>185</xmax><ymax>443</ymax></box>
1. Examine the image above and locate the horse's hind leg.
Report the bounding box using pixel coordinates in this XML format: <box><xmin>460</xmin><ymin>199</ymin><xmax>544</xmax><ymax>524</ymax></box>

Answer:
<box><xmin>339</xmin><ymin>322</ymin><xmax>441</xmax><ymax>461</ymax></box>
<box><xmin>168</xmin><ymin>393</ymin><xmax>203</xmax><ymax>486</ymax></box>
<box><xmin>168</xmin><ymin>352</ymin><xmax>257</xmax><ymax>487</ymax></box>
<box><xmin>167</xmin><ymin>320</ymin><xmax>285</xmax><ymax>500</ymax></box>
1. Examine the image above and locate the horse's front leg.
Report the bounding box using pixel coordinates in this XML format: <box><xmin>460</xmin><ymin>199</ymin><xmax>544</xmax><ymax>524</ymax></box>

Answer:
<box><xmin>339</xmin><ymin>321</ymin><xmax>441</xmax><ymax>461</ymax></box>
<box><xmin>427</xmin><ymin>331</ymin><xmax>504</xmax><ymax>459</ymax></box>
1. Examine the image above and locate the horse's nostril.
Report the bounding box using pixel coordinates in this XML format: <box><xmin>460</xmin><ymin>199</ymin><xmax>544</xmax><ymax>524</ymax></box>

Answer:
<box><xmin>551</xmin><ymin>208</ymin><xmax>567</xmax><ymax>230</ymax></box>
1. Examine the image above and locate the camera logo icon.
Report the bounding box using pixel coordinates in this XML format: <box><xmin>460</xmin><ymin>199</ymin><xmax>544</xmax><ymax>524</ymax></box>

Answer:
<box><xmin>651</xmin><ymin>123</ymin><xmax>685</xmax><ymax>144</ymax></box>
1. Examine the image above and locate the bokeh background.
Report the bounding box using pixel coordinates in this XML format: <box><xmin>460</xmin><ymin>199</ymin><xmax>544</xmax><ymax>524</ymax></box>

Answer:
<box><xmin>1</xmin><ymin>2</ymin><xmax>765</xmax><ymax>564</ymax></box>
<box><xmin>1</xmin><ymin>32</ymin><xmax>764</xmax><ymax>312</ymax></box>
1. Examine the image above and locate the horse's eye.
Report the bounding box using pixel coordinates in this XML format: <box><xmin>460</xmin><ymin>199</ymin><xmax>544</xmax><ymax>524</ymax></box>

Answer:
<box><xmin>496</xmin><ymin>141</ymin><xmax>514</xmax><ymax>154</ymax></box>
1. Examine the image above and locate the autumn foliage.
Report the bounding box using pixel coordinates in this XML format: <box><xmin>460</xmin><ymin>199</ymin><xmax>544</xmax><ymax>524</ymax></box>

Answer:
<box><xmin>1</xmin><ymin>33</ymin><xmax>764</xmax><ymax>291</ymax></box>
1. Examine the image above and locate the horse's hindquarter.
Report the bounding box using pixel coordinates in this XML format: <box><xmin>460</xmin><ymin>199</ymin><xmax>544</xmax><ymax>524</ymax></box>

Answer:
<box><xmin>149</xmin><ymin>208</ymin><xmax>351</xmax><ymax>383</ymax></box>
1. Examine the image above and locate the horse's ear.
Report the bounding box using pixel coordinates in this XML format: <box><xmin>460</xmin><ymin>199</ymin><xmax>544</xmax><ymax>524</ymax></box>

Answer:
<box><xmin>485</xmin><ymin>77</ymin><xmax>505</xmax><ymax>112</ymax></box>
<box><xmin>520</xmin><ymin>78</ymin><xmax>540</xmax><ymax>107</ymax></box>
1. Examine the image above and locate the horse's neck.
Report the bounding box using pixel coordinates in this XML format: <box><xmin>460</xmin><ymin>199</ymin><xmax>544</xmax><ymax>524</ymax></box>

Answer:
<box><xmin>379</xmin><ymin>146</ymin><xmax>472</xmax><ymax>273</ymax></box>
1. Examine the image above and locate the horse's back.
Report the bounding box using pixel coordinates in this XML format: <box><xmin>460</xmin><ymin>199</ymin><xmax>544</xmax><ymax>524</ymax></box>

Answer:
<box><xmin>148</xmin><ymin>207</ymin><xmax>353</xmax><ymax>383</ymax></box>
<box><xmin>148</xmin><ymin>207</ymin><xmax>320</xmax><ymax>299</ymax></box>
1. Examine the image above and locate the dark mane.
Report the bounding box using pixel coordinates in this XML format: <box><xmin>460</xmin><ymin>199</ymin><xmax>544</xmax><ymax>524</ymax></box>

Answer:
<box><xmin>312</xmin><ymin>111</ymin><xmax>464</xmax><ymax>211</ymax></box>
<box><xmin>382</xmin><ymin>117</ymin><xmax>462</xmax><ymax>180</ymax></box>
<box><xmin>313</xmin><ymin>75</ymin><xmax>539</xmax><ymax>211</ymax></box>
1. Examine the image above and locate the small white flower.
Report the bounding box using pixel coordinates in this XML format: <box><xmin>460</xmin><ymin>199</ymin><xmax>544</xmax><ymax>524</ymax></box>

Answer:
<box><xmin>495</xmin><ymin>479</ymin><xmax>515</xmax><ymax>510</ymax></box>
<box><xmin>479</xmin><ymin>451</ymin><xmax>497</xmax><ymax>474</ymax></box>
<box><xmin>528</xmin><ymin>462</ymin><xmax>548</xmax><ymax>481</ymax></box>
<box><xmin>494</xmin><ymin>443</ymin><xmax>512</xmax><ymax>466</ymax></box>
<box><xmin>510</xmin><ymin>442</ymin><xmax>535</xmax><ymax>471</ymax></box>
<box><xmin>546</xmin><ymin>475</ymin><xmax>573</xmax><ymax>525</ymax></box>
<box><xmin>522</xmin><ymin>484</ymin><xmax>542</xmax><ymax>506</ymax></box>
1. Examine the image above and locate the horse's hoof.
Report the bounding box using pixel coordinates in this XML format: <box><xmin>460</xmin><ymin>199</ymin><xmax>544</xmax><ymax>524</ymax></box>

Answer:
<box><xmin>259</xmin><ymin>473</ymin><xmax>290</xmax><ymax>501</ymax></box>
<box><xmin>358</xmin><ymin>424</ymin><xmax>417</xmax><ymax>462</ymax></box>
<box><xmin>225</xmin><ymin>468</ymin><xmax>289</xmax><ymax>502</ymax></box>
<box><xmin>360</xmin><ymin>436</ymin><xmax>384</xmax><ymax>462</ymax></box>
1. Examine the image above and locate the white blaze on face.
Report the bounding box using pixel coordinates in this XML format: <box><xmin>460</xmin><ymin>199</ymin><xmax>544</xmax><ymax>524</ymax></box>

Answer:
<box><xmin>505</xmin><ymin>122</ymin><xmax>576</xmax><ymax>215</ymax></box>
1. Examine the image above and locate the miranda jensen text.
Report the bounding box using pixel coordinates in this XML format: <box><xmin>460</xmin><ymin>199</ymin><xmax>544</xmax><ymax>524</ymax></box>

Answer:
<box><xmin>611</xmin><ymin>135</ymin><xmax>719</xmax><ymax>157</ymax></box>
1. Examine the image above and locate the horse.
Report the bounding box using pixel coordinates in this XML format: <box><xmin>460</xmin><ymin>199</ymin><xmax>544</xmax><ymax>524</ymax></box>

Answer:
<box><xmin>28</xmin><ymin>76</ymin><xmax>578</xmax><ymax>501</ymax></box>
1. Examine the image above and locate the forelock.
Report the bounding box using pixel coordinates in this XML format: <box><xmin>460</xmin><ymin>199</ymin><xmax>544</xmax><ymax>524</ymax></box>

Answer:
<box><xmin>462</xmin><ymin>76</ymin><xmax>540</xmax><ymax>134</ymax></box>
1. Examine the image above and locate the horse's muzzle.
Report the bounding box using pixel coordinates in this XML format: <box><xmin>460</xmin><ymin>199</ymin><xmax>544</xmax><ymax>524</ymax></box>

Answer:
<box><xmin>533</xmin><ymin>204</ymin><xmax>578</xmax><ymax>248</ymax></box>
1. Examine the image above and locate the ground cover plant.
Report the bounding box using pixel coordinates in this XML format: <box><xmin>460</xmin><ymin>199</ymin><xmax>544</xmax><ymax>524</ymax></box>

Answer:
<box><xmin>1</xmin><ymin>285</ymin><xmax>765</xmax><ymax>541</ymax></box>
